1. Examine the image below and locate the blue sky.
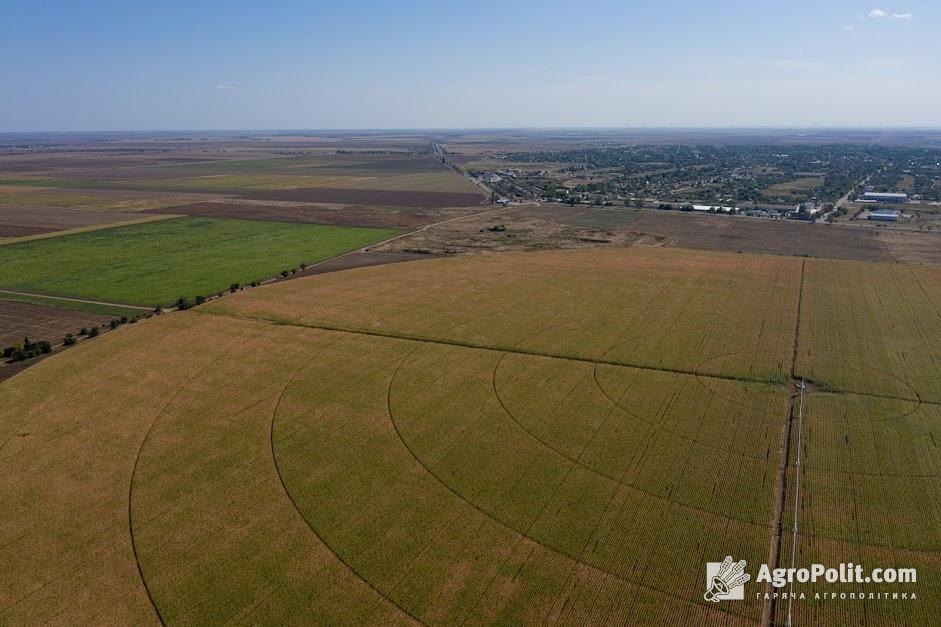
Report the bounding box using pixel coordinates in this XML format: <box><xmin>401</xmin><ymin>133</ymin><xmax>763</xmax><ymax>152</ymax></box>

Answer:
<box><xmin>2</xmin><ymin>1</ymin><xmax>938</xmax><ymax>130</ymax></box>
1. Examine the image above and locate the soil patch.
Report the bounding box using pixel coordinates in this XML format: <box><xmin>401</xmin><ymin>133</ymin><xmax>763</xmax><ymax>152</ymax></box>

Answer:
<box><xmin>278</xmin><ymin>251</ymin><xmax>442</xmax><ymax>281</ymax></box>
<box><xmin>0</xmin><ymin>205</ymin><xmax>151</xmax><ymax>234</ymax></box>
<box><xmin>0</xmin><ymin>224</ymin><xmax>54</xmax><ymax>237</ymax></box>
<box><xmin>150</xmin><ymin>201</ymin><xmax>476</xmax><ymax>229</ymax></box>
<box><xmin>239</xmin><ymin>187</ymin><xmax>486</xmax><ymax>208</ymax></box>
<box><xmin>0</xmin><ymin>300</ymin><xmax>111</xmax><ymax>347</ymax></box>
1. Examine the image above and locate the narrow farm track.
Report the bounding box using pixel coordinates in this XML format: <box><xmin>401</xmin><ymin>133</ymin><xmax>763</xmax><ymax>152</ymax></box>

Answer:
<box><xmin>199</xmin><ymin>310</ymin><xmax>784</xmax><ymax>388</ymax></box>
<box><xmin>762</xmin><ymin>384</ymin><xmax>797</xmax><ymax>627</ymax></box>
<box><xmin>0</xmin><ymin>288</ymin><xmax>152</xmax><ymax>311</ymax></box>
<box><xmin>763</xmin><ymin>258</ymin><xmax>806</xmax><ymax>627</ymax></box>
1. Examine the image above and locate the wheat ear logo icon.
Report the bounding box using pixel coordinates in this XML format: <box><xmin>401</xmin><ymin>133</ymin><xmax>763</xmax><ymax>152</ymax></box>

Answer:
<box><xmin>704</xmin><ymin>556</ymin><xmax>750</xmax><ymax>602</ymax></box>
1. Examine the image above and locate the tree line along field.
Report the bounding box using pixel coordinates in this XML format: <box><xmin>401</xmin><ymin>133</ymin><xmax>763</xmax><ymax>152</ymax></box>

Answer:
<box><xmin>1</xmin><ymin>247</ymin><xmax>938</xmax><ymax>625</ymax></box>
<box><xmin>0</xmin><ymin>216</ymin><xmax>398</xmax><ymax>306</ymax></box>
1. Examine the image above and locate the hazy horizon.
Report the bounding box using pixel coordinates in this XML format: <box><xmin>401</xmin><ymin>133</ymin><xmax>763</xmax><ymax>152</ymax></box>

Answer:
<box><xmin>3</xmin><ymin>1</ymin><xmax>939</xmax><ymax>132</ymax></box>
<box><xmin>5</xmin><ymin>125</ymin><xmax>941</xmax><ymax>134</ymax></box>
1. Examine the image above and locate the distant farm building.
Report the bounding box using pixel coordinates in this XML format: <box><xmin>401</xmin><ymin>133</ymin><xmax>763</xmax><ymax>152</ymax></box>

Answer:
<box><xmin>868</xmin><ymin>209</ymin><xmax>901</xmax><ymax>222</ymax></box>
<box><xmin>862</xmin><ymin>192</ymin><xmax>907</xmax><ymax>203</ymax></box>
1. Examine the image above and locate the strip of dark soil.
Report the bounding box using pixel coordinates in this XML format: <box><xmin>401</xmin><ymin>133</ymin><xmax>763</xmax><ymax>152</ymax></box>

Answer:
<box><xmin>0</xmin><ymin>224</ymin><xmax>55</xmax><ymax>237</ymax></box>
<box><xmin>517</xmin><ymin>206</ymin><xmax>903</xmax><ymax>262</ymax></box>
<box><xmin>327</xmin><ymin>157</ymin><xmax>448</xmax><ymax>172</ymax></box>
<box><xmin>238</xmin><ymin>187</ymin><xmax>486</xmax><ymax>208</ymax></box>
<box><xmin>0</xmin><ymin>301</ymin><xmax>112</xmax><ymax>347</ymax></box>
<box><xmin>275</xmin><ymin>251</ymin><xmax>441</xmax><ymax>281</ymax></box>
<box><xmin>0</xmin><ymin>355</ymin><xmax>53</xmax><ymax>383</ymax></box>
<box><xmin>150</xmin><ymin>201</ymin><xmax>459</xmax><ymax>229</ymax></box>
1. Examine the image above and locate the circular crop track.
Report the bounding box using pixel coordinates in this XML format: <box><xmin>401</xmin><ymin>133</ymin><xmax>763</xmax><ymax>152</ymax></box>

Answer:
<box><xmin>2</xmin><ymin>248</ymin><xmax>938</xmax><ymax>625</ymax></box>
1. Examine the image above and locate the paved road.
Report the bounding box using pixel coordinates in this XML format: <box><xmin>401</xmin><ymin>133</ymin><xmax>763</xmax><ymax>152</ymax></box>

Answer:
<box><xmin>835</xmin><ymin>175</ymin><xmax>871</xmax><ymax>212</ymax></box>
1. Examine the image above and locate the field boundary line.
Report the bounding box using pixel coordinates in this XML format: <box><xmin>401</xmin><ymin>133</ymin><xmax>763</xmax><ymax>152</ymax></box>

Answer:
<box><xmin>762</xmin><ymin>386</ymin><xmax>795</xmax><ymax>627</ymax></box>
<box><xmin>764</xmin><ymin>258</ymin><xmax>806</xmax><ymax>626</ymax></box>
<box><xmin>257</xmin><ymin>205</ymin><xmax>508</xmax><ymax>285</ymax></box>
<box><xmin>198</xmin><ymin>310</ymin><xmax>787</xmax><ymax>388</ymax></box>
<box><xmin>785</xmin><ymin>380</ymin><xmax>805</xmax><ymax>627</ymax></box>
<box><xmin>0</xmin><ymin>214</ymin><xmax>182</xmax><ymax>247</ymax></box>
<box><xmin>0</xmin><ymin>288</ymin><xmax>152</xmax><ymax>311</ymax></box>
<box><xmin>813</xmin><ymin>387</ymin><xmax>935</xmax><ymax>408</ymax></box>
<box><xmin>790</xmin><ymin>259</ymin><xmax>806</xmax><ymax>378</ymax></box>
<box><xmin>385</xmin><ymin>346</ymin><xmax>753</xmax><ymax>624</ymax></box>
<box><xmin>200</xmin><ymin>309</ymin><xmax>937</xmax><ymax>406</ymax></box>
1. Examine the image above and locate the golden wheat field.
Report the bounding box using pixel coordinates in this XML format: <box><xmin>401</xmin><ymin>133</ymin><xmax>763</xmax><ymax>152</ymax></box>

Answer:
<box><xmin>1</xmin><ymin>247</ymin><xmax>938</xmax><ymax>625</ymax></box>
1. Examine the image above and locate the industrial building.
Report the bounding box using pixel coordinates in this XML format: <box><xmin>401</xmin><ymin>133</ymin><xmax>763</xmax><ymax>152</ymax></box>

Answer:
<box><xmin>868</xmin><ymin>209</ymin><xmax>901</xmax><ymax>222</ymax></box>
<box><xmin>862</xmin><ymin>192</ymin><xmax>908</xmax><ymax>203</ymax></box>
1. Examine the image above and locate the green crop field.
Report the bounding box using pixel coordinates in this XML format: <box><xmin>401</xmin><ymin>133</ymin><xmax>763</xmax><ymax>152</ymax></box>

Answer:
<box><xmin>764</xmin><ymin>177</ymin><xmax>825</xmax><ymax>196</ymax></box>
<box><xmin>0</xmin><ymin>217</ymin><xmax>397</xmax><ymax>306</ymax></box>
<box><xmin>1</xmin><ymin>247</ymin><xmax>938</xmax><ymax>625</ymax></box>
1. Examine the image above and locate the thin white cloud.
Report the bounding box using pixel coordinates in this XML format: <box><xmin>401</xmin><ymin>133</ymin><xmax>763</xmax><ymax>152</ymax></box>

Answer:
<box><xmin>867</xmin><ymin>9</ymin><xmax>912</xmax><ymax>19</ymax></box>
<box><xmin>768</xmin><ymin>59</ymin><xmax>826</xmax><ymax>72</ymax></box>
<box><xmin>215</xmin><ymin>84</ymin><xmax>237</xmax><ymax>90</ymax></box>
<box><xmin>843</xmin><ymin>25</ymin><xmax>855</xmax><ymax>30</ymax></box>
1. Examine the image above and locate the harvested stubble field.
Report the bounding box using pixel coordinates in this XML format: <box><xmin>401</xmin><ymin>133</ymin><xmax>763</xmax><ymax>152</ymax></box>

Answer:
<box><xmin>537</xmin><ymin>205</ymin><xmax>941</xmax><ymax>265</ymax></box>
<box><xmin>0</xmin><ymin>205</ymin><xmax>171</xmax><ymax>239</ymax></box>
<box><xmin>382</xmin><ymin>203</ymin><xmax>941</xmax><ymax>264</ymax></box>
<box><xmin>236</xmin><ymin>187</ymin><xmax>485</xmax><ymax>208</ymax></box>
<box><xmin>1</xmin><ymin>247</ymin><xmax>937</xmax><ymax>625</ymax></box>
<box><xmin>0</xmin><ymin>154</ymin><xmax>486</xmax><ymax>208</ymax></box>
<box><xmin>0</xmin><ymin>185</ymin><xmax>217</xmax><ymax>213</ymax></box>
